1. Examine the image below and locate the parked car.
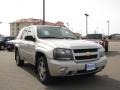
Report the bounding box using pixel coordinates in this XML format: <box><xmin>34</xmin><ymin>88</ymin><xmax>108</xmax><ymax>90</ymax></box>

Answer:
<box><xmin>15</xmin><ymin>25</ymin><xmax>107</xmax><ymax>84</ymax></box>
<box><xmin>6</xmin><ymin>39</ymin><xmax>16</xmax><ymax>51</ymax></box>
<box><xmin>0</xmin><ymin>36</ymin><xmax>15</xmax><ymax>50</ymax></box>
<box><xmin>86</xmin><ymin>34</ymin><xmax>109</xmax><ymax>52</ymax></box>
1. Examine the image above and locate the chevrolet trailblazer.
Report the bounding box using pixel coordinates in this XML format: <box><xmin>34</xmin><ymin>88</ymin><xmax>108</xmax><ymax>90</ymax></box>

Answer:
<box><xmin>15</xmin><ymin>25</ymin><xmax>107</xmax><ymax>84</ymax></box>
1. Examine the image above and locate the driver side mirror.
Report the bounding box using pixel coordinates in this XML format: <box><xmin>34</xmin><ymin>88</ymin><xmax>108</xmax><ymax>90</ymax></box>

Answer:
<box><xmin>25</xmin><ymin>36</ymin><xmax>35</xmax><ymax>42</ymax></box>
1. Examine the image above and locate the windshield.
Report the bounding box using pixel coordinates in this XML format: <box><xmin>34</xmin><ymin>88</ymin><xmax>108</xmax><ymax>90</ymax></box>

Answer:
<box><xmin>37</xmin><ymin>26</ymin><xmax>78</xmax><ymax>39</ymax></box>
<box><xmin>86</xmin><ymin>34</ymin><xmax>102</xmax><ymax>39</ymax></box>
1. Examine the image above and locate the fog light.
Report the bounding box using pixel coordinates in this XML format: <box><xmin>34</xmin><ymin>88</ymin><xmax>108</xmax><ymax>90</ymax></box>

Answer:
<box><xmin>60</xmin><ymin>67</ymin><xmax>67</xmax><ymax>72</ymax></box>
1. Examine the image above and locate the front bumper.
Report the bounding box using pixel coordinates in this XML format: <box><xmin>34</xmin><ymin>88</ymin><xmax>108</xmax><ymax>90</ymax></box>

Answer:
<box><xmin>6</xmin><ymin>44</ymin><xmax>14</xmax><ymax>49</ymax></box>
<box><xmin>47</xmin><ymin>56</ymin><xmax>107</xmax><ymax>76</ymax></box>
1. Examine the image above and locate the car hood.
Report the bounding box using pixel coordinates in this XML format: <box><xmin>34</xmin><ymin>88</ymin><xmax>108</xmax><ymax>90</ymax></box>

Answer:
<box><xmin>6</xmin><ymin>40</ymin><xmax>16</xmax><ymax>44</ymax></box>
<box><xmin>37</xmin><ymin>39</ymin><xmax>102</xmax><ymax>49</ymax></box>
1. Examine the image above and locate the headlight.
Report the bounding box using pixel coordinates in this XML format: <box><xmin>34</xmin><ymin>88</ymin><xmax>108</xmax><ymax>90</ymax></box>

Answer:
<box><xmin>99</xmin><ymin>47</ymin><xmax>105</xmax><ymax>57</ymax></box>
<box><xmin>53</xmin><ymin>48</ymin><xmax>73</xmax><ymax>60</ymax></box>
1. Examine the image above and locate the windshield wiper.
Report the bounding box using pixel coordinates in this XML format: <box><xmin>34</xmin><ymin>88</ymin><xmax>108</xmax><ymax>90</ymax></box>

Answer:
<box><xmin>39</xmin><ymin>36</ymin><xmax>64</xmax><ymax>39</ymax></box>
<box><xmin>39</xmin><ymin>36</ymin><xmax>78</xmax><ymax>39</ymax></box>
<box><xmin>63</xmin><ymin>37</ymin><xmax>77</xmax><ymax>39</ymax></box>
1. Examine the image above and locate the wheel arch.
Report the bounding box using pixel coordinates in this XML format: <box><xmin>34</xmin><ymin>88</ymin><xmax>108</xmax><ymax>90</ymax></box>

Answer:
<box><xmin>35</xmin><ymin>51</ymin><xmax>47</xmax><ymax>67</ymax></box>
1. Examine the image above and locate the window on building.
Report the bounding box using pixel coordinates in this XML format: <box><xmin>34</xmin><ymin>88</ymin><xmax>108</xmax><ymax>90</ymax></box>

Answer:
<box><xmin>16</xmin><ymin>23</ymin><xmax>19</xmax><ymax>26</ymax></box>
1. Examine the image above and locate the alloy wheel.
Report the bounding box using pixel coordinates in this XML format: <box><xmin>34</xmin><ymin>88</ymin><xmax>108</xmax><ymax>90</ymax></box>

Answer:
<box><xmin>38</xmin><ymin>61</ymin><xmax>47</xmax><ymax>81</ymax></box>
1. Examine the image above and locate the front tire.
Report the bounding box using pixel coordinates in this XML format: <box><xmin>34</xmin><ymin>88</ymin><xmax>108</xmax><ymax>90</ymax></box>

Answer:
<box><xmin>37</xmin><ymin>56</ymin><xmax>52</xmax><ymax>84</ymax></box>
<box><xmin>15</xmin><ymin>50</ymin><xmax>24</xmax><ymax>66</ymax></box>
<box><xmin>85</xmin><ymin>72</ymin><xmax>96</xmax><ymax>76</ymax></box>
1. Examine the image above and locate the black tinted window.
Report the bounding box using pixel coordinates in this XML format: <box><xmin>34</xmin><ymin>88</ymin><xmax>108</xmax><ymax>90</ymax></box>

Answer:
<box><xmin>86</xmin><ymin>34</ymin><xmax>102</xmax><ymax>39</ymax></box>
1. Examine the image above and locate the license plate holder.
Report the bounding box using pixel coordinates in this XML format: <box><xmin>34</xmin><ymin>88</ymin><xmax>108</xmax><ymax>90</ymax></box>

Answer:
<box><xmin>86</xmin><ymin>63</ymin><xmax>96</xmax><ymax>71</ymax></box>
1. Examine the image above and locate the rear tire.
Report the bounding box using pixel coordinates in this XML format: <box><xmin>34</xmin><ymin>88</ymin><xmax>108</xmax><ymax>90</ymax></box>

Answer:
<box><xmin>37</xmin><ymin>56</ymin><xmax>52</xmax><ymax>84</ymax></box>
<box><xmin>15</xmin><ymin>50</ymin><xmax>24</xmax><ymax>66</ymax></box>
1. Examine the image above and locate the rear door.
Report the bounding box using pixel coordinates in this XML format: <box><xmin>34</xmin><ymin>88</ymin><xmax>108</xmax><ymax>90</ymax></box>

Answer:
<box><xmin>24</xmin><ymin>27</ymin><xmax>36</xmax><ymax>65</ymax></box>
<box><xmin>18</xmin><ymin>28</ymin><xmax>28</xmax><ymax>60</ymax></box>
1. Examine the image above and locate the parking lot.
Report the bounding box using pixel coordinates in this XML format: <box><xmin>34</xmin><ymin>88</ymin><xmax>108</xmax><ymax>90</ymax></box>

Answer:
<box><xmin>0</xmin><ymin>41</ymin><xmax>120</xmax><ymax>90</ymax></box>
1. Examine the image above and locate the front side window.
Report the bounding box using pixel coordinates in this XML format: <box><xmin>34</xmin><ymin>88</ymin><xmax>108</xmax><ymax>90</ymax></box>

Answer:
<box><xmin>37</xmin><ymin>26</ymin><xmax>77</xmax><ymax>39</ymax></box>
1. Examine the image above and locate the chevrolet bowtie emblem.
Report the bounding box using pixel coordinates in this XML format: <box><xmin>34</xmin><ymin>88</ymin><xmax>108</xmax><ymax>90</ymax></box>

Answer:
<box><xmin>85</xmin><ymin>52</ymin><xmax>91</xmax><ymax>56</ymax></box>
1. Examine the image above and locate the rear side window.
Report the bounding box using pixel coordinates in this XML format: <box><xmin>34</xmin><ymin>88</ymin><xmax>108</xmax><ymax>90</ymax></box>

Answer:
<box><xmin>27</xmin><ymin>27</ymin><xmax>35</xmax><ymax>38</ymax></box>
<box><xmin>20</xmin><ymin>29</ymin><xmax>28</xmax><ymax>40</ymax></box>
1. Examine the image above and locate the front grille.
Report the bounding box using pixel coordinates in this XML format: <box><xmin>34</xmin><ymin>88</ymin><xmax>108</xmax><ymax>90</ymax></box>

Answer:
<box><xmin>73</xmin><ymin>48</ymin><xmax>98</xmax><ymax>61</ymax></box>
<box><xmin>74</xmin><ymin>48</ymin><xmax>97</xmax><ymax>53</ymax></box>
<box><xmin>75</xmin><ymin>55</ymin><xmax>97</xmax><ymax>60</ymax></box>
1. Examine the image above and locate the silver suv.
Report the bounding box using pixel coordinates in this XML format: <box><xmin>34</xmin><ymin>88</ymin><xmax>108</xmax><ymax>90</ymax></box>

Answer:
<box><xmin>15</xmin><ymin>25</ymin><xmax>107</xmax><ymax>84</ymax></box>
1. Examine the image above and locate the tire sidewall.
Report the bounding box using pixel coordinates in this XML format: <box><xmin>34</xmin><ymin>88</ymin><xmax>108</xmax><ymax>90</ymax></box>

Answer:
<box><xmin>16</xmin><ymin>50</ymin><xmax>20</xmax><ymax>65</ymax></box>
<box><xmin>105</xmin><ymin>46</ymin><xmax>108</xmax><ymax>52</ymax></box>
<box><xmin>37</xmin><ymin>56</ymin><xmax>51</xmax><ymax>84</ymax></box>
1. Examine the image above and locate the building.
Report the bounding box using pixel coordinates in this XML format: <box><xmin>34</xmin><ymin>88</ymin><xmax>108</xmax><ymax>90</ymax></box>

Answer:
<box><xmin>10</xmin><ymin>18</ymin><xmax>64</xmax><ymax>37</ymax></box>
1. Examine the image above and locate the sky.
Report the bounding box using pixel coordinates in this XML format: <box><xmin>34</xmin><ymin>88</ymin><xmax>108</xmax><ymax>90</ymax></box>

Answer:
<box><xmin>0</xmin><ymin>0</ymin><xmax>120</xmax><ymax>36</ymax></box>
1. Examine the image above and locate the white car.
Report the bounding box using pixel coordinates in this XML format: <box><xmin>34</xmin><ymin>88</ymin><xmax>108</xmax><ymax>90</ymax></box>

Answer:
<box><xmin>15</xmin><ymin>25</ymin><xmax>107</xmax><ymax>84</ymax></box>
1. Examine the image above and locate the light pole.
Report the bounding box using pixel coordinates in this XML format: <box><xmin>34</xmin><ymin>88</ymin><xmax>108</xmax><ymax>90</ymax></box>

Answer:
<box><xmin>43</xmin><ymin>0</ymin><xmax>45</xmax><ymax>25</ymax></box>
<box><xmin>107</xmin><ymin>21</ymin><xmax>109</xmax><ymax>36</ymax></box>
<box><xmin>84</xmin><ymin>13</ymin><xmax>89</xmax><ymax>35</ymax></box>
